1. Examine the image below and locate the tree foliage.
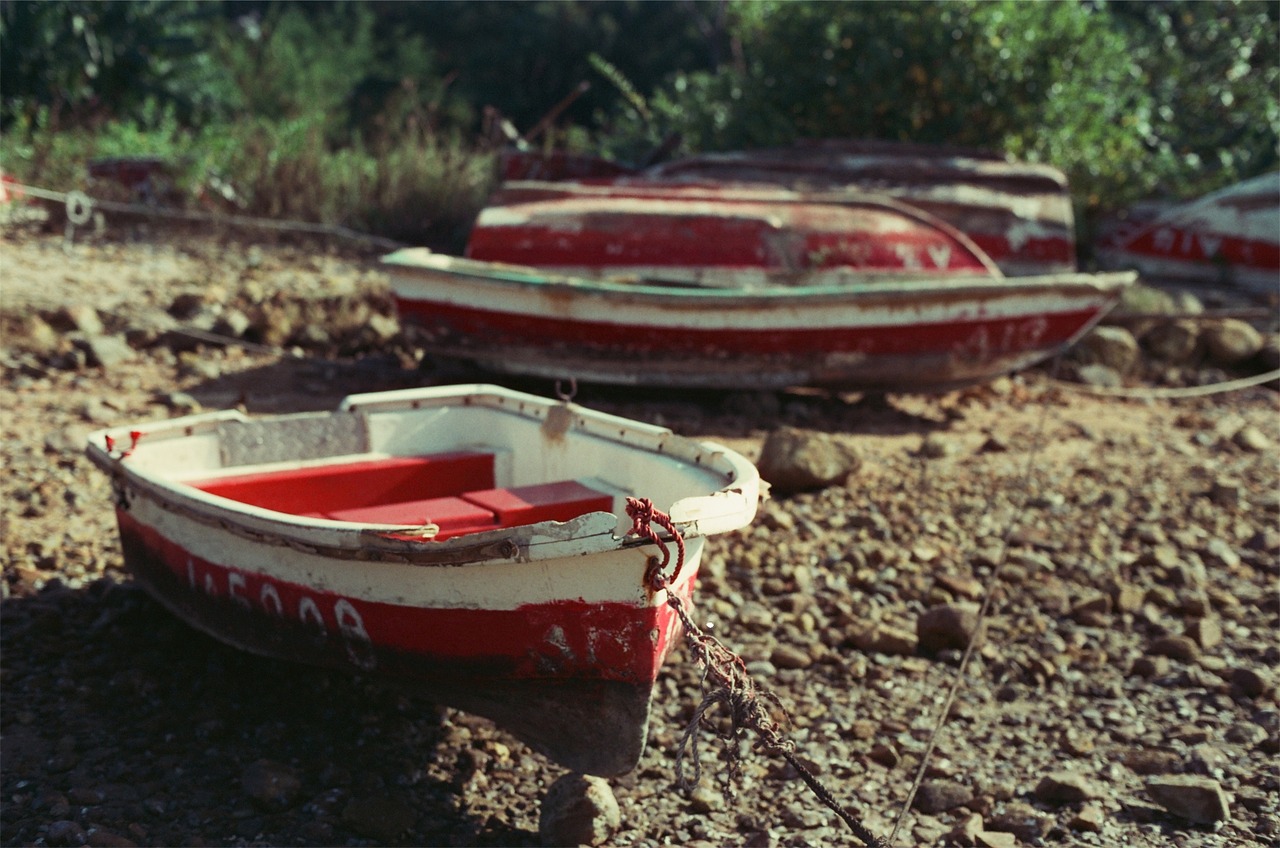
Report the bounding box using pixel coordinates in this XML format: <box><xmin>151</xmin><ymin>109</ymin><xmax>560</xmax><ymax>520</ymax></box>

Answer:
<box><xmin>0</xmin><ymin>0</ymin><xmax>1274</xmax><ymax>229</ymax></box>
<box><xmin>599</xmin><ymin>0</ymin><xmax>1278</xmax><ymax>210</ymax></box>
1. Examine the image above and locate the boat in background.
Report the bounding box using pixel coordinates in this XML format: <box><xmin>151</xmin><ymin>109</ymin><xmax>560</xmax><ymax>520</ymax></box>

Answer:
<box><xmin>496</xmin><ymin>140</ymin><xmax>1078</xmax><ymax>277</ymax></box>
<box><xmin>1096</xmin><ymin>173</ymin><xmax>1279</xmax><ymax>300</ymax></box>
<box><xmin>87</xmin><ymin>384</ymin><xmax>760</xmax><ymax>776</ymax></box>
<box><xmin>386</xmin><ymin>248</ymin><xmax>1134</xmax><ymax>392</ymax></box>
<box><xmin>468</xmin><ymin>182</ymin><xmax>1004</xmax><ymax>284</ymax></box>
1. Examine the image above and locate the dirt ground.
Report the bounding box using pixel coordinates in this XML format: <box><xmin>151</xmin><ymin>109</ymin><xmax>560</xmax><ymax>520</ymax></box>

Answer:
<box><xmin>1</xmin><ymin>222</ymin><xmax>1278</xmax><ymax>847</ymax></box>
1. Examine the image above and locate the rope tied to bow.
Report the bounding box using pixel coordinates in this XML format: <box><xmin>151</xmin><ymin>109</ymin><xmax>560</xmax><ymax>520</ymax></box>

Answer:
<box><xmin>625</xmin><ymin>495</ymin><xmax>885</xmax><ymax>847</ymax></box>
<box><xmin>625</xmin><ymin>496</ymin><xmax>686</xmax><ymax>591</ymax></box>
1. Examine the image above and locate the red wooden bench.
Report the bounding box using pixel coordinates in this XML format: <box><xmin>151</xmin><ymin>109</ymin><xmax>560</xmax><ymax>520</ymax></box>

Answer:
<box><xmin>187</xmin><ymin>453</ymin><xmax>613</xmax><ymax>540</ymax></box>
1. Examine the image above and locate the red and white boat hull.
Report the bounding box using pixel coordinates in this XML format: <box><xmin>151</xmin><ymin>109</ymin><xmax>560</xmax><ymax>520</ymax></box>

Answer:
<box><xmin>88</xmin><ymin>386</ymin><xmax>760</xmax><ymax>775</ymax></box>
<box><xmin>388</xmin><ymin>250</ymin><xmax>1134</xmax><ymax>391</ymax></box>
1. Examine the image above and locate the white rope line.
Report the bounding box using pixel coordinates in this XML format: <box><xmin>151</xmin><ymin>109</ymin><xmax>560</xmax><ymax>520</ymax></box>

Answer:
<box><xmin>4</xmin><ymin>181</ymin><xmax>405</xmax><ymax>250</ymax></box>
<box><xmin>1054</xmin><ymin>368</ymin><xmax>1279</xmax><ymax>399</ymax></box>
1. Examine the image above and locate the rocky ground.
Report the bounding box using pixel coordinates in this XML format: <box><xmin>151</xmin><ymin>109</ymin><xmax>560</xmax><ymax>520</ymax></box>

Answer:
<box><xmin>1</xmin><ymin>221</ymin><xmax>1278</xmax><ymax>848</ymax></box>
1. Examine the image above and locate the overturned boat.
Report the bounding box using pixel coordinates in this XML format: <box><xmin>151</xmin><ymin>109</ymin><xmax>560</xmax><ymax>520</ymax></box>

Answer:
<box><xmin>386</xmin><ymin>248</ymin><xmax>1134</xmax><ymax>392</ymax></box>
<box><xmin>1096</xmin><ymin>172</ymin><xmax>1279</xmax><ymax>299</ymax></box>
<box><xmin>87</xmin><ymin>384</ymin><xmax>760</xmax><ymax>776</ymax></box>
<box><xmin>467</xmin><ymin>182</ymin><xmax>1004</xmax><ymax>283</ymax></box>
<box><xmin>497</xmin><ymin>140</ymin><xmax>1078</xmax><ymax>277</ymax></box>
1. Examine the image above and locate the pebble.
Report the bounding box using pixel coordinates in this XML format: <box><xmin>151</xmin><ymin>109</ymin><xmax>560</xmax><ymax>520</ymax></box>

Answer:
<box><xmin>1070</xmin><ymin>803</ymin><xmax>1106</xmax><ymax>832</ymax></box>
<box><xmin>1147</xmin><ymin>635</ymin><xmax>1200</xmax><ymax>663</ymax></box>
<box><xmin>1231</xmin><ymin>666</ymin><xmax>1274</xmax><ymax>698</ymax></box>
<box><xmin>46</xmin><ymin>820</ymin><xmax>87</xmax><ymax>847</ymax></box>
<box><xmin>538</xmin><ymin>773</ymin><xmax>621</xmax><ymax>847</ymax></box>
<box><xmin>1124</xmin><ymin>749</ymin><xmax>1182</xmax><ymax>775</ymax></box>
<box><xmin>1186</xmin><ymin>616</ymin><xmax>1222</xmax><ymax>651</ymax></box>
<box><xmin>240</xmin><ymin>759</ymin><xmax>302</xmax><ymax>811</ymax></box>
<box><xmin>986</xmin><ymin>802</ymin><xmax>1051</xmax><ymax>841</ymax></box>
<box><xmin>912</xmin><ymin>779</ymin><xmax>972</xmax><ymax>814</ymax></box>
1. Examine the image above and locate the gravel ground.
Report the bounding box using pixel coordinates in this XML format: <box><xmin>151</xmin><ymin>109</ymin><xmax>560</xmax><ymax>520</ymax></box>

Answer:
<box><xmin>2</xmin><ymin>224</ymin><xmax>1278</xmax><ymax>847</ymax></box>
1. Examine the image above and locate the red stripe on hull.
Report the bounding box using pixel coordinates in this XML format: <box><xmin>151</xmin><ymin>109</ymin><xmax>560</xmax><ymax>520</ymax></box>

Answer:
<box><xmin>395</xmin><ymin>297</ymin><xmax>1098</xmax><ymax>361</ymax></box>
<box><xmin>118</xmin><ymin>512</ymin><xmax>681</xmax><ymax>687</ymax></box>
<box><xmin>468</xmin><ymin>223</ymin><xmax>990</xmax><ymax>273</ymax></box>
<box><xmin>1119</xmin><ymin>228</ymin><xmax>1280</xmax><ymax>271</ymax></box>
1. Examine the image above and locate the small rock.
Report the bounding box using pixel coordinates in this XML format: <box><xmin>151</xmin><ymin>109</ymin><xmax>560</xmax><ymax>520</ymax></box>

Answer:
<box><xmin>46</xmin><ymin>820</ymin><xmax>87</xmax><ymax>847</ymax></box>
<box><xmin>936</xmin><ymin>573</ymin><xmax>985</xmax><ymax>601</ymax></box>
<box><xmin>1186</xmin><ymin>617</ymin><xmax>1222</xmax><ymax>651</ymax></box>
<box><xmin>687</xmin><ymin>782</ymin><xmax>723</xmax><ymax>814</ymax></box>
<box><xmin>539</xmin><ymin>773</ymin><xmax>621</xmax><ymax>848</ymax></box>
<box><xmin>1202</xmin><ymin>318</ymin><xmax>1263</xmax><ymax>365</ymax></box>
<box><xmin>241</xmin><ymin>759</ymin><xmax>302</xmax><ymax>811</ymax></box>
<box><xmin>1069</xmin><ymin>803</ymin><xmax>1106</xmax><ymax>833</ymax></box>
<box><xmin>770</xmin><ymin>643</ymin><xmax>813</xmax><ymax>670</ymax></box>
<box><xmin>1146</xmin><ymin>774</ymin><xmax>1231</xmax><ymax>824</ymax></box>
<box><xmin>913</xmin><ymin>779</ymin><xmax>972</xmax><ymax>814</ymax></box>
<box><xmin>1231</xmin><ymin>666</ymin><xmax>1274</xmax><ymax>698</ymax></box>
<box><xmin>849</xmin><ymin>622</ymin><xmax>918</xmax><ymax>656</ymax></box>
<box><xmin>1143</xmin><ymin>320</ymin><xmax>1202</xmax><ymax>364</ymax></box>
<box><xmin>1123</xmin><ymin>749</ymin><xmax>1182</xmax><ymax>775</ymax></box>
<box><xmin>1073</xmin><ymin>325</ymin><xmax>1139</xmax><ymax>373</ymax></box>
<box><xmin>919</xmin><ymin>433</ymin><xmax>958</xmax><ymax>458</ymax></box>
<box><xmin>943</xmin><ymin>812</ymin><xmax>985</xmax><ymax>846</ymax></box>
<box><xmin>986</xmin><ymin>802</ymin><xmax>1052</xmax><ymax>841</ymax></box>
<box><xmin>867</xmin><ymin>743</ymin><xmax>900</xmax><ymax>768</ymax></box>
<box><xmin>1148</xmin><ymin>635</ymin><xmax>1200</xmax><ymax>663</ymax></box>
<box><xmin>755</xmin><ymin>426</ymin><xmax>861</xmax><ymax>494</ymax></box>
<box><xmin>84</xmin><ymin>334</ymin><xmax>137</xmax><ymax>368</ymax></box>
<box><xmin>917</xmin><ymin>603</ymin><xmax>981</xmax><ymax>654</ymax></box>
<box><xmin>1233</xmin><ymin>425</ymin><xmax>1271</xmax><ymax>453</ymax></box>
<box><xmin>975</xmin><ymin>833</ymin><xmax>1017</xmax><ymax>848</ymax></box>
<box><xmin>53</xmin><ymin>303</ymin><xmax>106</xmax><ymax>335</ymax></box>
<box><xmin>1075</xmin><ymin>363</ymin><xmax>1123</xmax><ymax>388</ymax></box>
<box><xmin>1034</xmin><ymin>769</ymin><xmax>1100</xmax><ymax>804</ymax></box>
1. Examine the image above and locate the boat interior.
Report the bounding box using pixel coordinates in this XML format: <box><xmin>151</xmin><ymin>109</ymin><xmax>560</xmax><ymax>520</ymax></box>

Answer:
<box><xmin>184</xmin><ymin>450</ymin><xmax>615</xmax><ymax>540</ymax></box>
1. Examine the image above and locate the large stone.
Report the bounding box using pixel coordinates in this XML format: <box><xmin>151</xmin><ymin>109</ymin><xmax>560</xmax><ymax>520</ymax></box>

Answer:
<box><xmin>1072</xmin><ymin>325</ymin><xmax>1139</xmax><ymax>373</ymax></box>
<box><xmin>539</xmin><ymin>773</ymin><xmax>620</xmax><ymax>847</ymax></box>
<box><xmin>1146</xmin><ymin>775</ymin><xmax>1231</xmax><ymax>824</ymax></box>
<box><xmin>755</xmin><ymin>426</ymin><xmax>861</xmax><ymax>494</ymax></box>
<box><xmin>1201</xmin><ymin>318</ymin><xmax>1263</xmax><ymax>365</ymax></box>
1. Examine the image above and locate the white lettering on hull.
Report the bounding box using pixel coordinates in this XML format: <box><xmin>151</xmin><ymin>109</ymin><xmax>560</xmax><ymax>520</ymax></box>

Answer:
<box><xmin>185</xmin><ymin>556</ymin><xmax>376</xmax><ymax>670</ymax></box>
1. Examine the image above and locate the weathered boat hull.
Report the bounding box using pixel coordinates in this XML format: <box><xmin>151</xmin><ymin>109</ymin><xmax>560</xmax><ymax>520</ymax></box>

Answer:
<box><xmin>643</xmin><ymin>141</ymin><xmax>1078</xmax><ymax>277</ymax></box>
<box><xmin>495</xmin><ymin>141</ymin><xmax>1077</xmax><ymax>277</ymax></box>
<box><xmin>386</xmin><ymin>250</ymin><xmax>1134</xmax><ymax>391</ymax></box>
<box><xmin>1096</xmin><ymin>173</ymin><xmax>1280</xmax><ymax>298</ymax></box>
<box><xmin>468</xmin><ymin>184</ymin><xmax>1002</xmax><ymax>281</ymax></box>
<box><xmin>88</xmin><ymin>386</ymin><xmax>760</xmax><ymax>775</ymax></box>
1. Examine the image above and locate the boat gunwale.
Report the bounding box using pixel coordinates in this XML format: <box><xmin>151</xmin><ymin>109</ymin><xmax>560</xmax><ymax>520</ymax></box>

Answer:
<box><xmin>85</xmin><ymin>385</ymin><xmax>760</xmax><ymax>567</ymax></box>
<box><xmin>383</xmin><ymin>248</ymin><xmax>1136</xmax><ymax>303</ymax></box>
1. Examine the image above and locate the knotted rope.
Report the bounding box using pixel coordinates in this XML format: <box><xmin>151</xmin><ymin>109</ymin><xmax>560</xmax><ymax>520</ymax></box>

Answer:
<box><xmin>626</xmin><ymin>496</ymin><xmax>885</xmax><ymax>847</ymax></box>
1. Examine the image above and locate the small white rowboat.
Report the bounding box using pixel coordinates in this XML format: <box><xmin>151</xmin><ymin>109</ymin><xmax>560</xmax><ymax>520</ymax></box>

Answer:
<box><xmin>87</xmin><ymin>384</ymin><xmax>760</xmax><ymax>776</ymax></box>
<box><xmin>386</xmin><ymin>249</ymin><xmax>1135</xmax><ymax>392</ymax></box>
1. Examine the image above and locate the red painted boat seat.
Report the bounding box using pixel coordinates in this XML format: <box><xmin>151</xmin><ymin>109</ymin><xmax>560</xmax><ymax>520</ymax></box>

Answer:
<box><xmin>320</xmin><ymin>480</ymin><xmax>614</xmax><ymax>540</ymax></box>
<box><xmin>326</xmin><ymin>496</ymin><xmax>497</xmax><ymax>534</ymax></box>
<box><xmin>188</xmin><ymin>451</ymin><xmax>495</xmax><ymax>515</ymax></box>
<box><xmin>463</xmin><ymin>481</ymin><xmax>613</xmax><ymax>527</ymax></box>
<box><xmin>188</xmin><ymin>452</ymin><xmax>614</xmax><ymax>540</ymax></box>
